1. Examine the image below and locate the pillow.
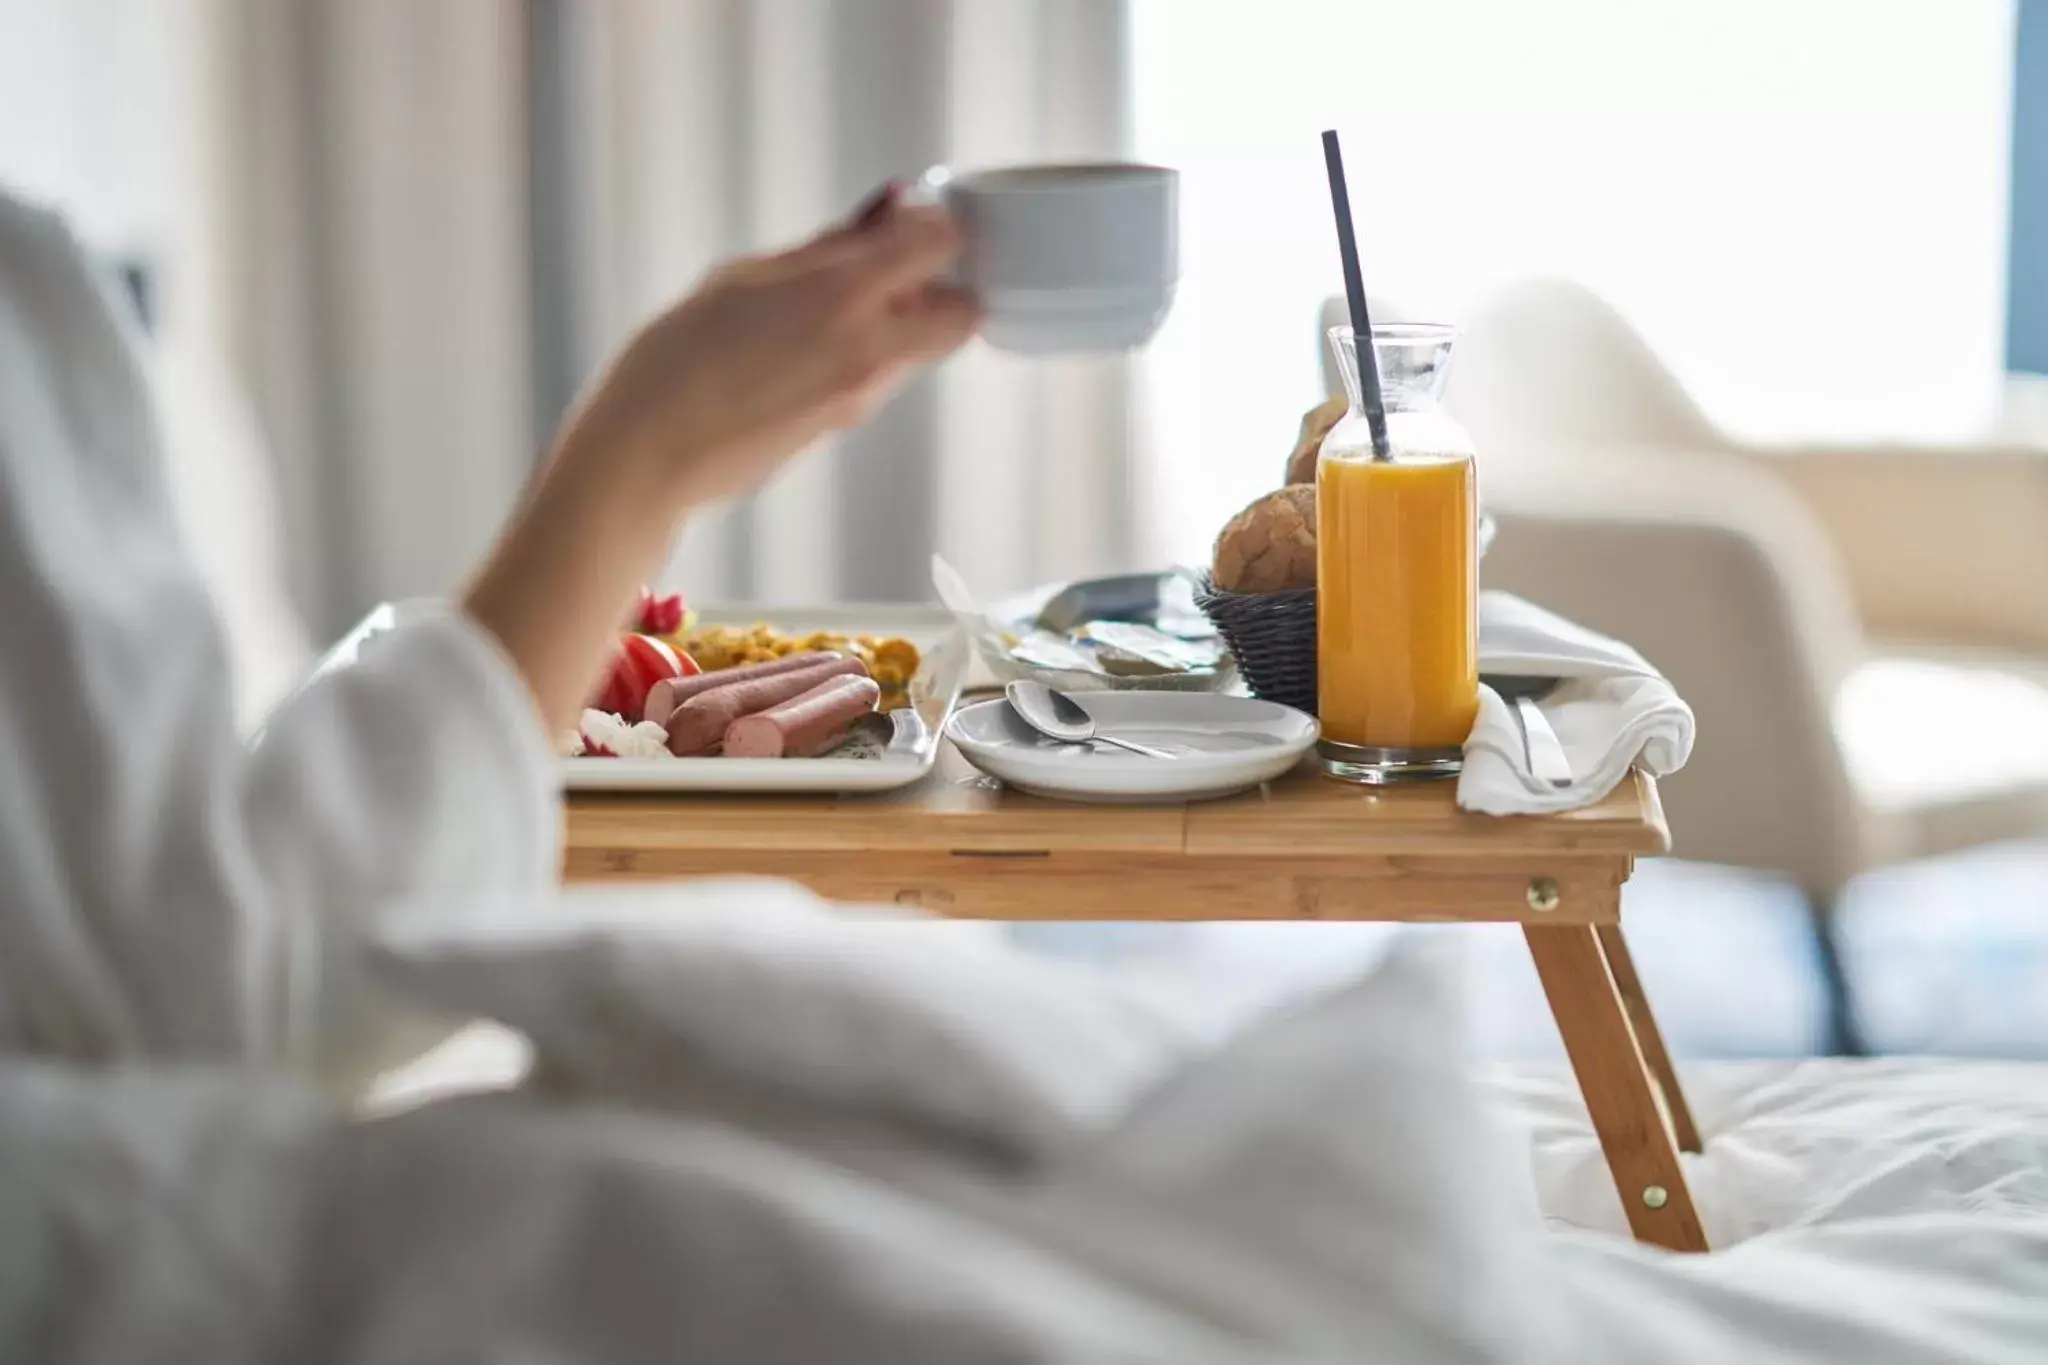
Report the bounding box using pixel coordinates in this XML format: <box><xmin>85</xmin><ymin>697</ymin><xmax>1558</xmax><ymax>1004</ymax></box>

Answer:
<box><xmin>366</xmin><ymin>880</ymin><xmax>1196</xmax><ymax>1160</ymax></box>
<box><xmin>774</xmin><ymin>938</ymin><xmax>1552</xmax><ymax>1360</ymax></box>
<box><xmin>372</xmin><ymin>894</ymin><xmax>1553</xmax><ymax>1358</ymax></box>
<box><xmin>1047</xmin><ymin>938</ymin><xmax>1547</xmax><ymax>1358</ymax></box>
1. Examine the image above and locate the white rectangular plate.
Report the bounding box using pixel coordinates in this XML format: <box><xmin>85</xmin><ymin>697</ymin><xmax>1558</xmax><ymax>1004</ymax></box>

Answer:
<box><xmin>567</xmin><ymin>604</ymin><xmax>967</xmax><ymax>794</ymax></box>
<box><xmin>316</xmin><ymin>600</ymin><xmax>968</xmax><ymax>796</ymax></box>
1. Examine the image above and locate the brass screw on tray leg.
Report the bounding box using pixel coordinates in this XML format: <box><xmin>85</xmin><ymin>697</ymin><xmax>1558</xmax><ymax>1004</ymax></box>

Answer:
<box><xmin>1526</xmin><ymin>877</ymin><xmax>1560</xmax><ymax>913</ymax></box>
<box><xmin>1642</xmin><ymin>1185</ymin><xmax>1670</xmax><ymax>1210</ymax></box>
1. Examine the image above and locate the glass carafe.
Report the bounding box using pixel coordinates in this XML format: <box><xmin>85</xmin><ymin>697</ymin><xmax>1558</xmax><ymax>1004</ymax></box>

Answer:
<box><xmin>1316</xmin><ymin>324</ymin><xmax>1479</xmax><ymax>783</ymax></box>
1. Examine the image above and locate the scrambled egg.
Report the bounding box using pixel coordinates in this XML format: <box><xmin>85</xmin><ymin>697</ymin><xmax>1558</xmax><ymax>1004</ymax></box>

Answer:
<box><xmin>681</xmin><ymin>624</ymin><xmax>921</xmax><ymax>692</ymax></box>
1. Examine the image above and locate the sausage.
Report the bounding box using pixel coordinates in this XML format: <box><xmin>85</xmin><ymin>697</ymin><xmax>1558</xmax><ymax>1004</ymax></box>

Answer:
<box><xmin>665</xmin><ymin>655</ymin><xmax>869</xmax><ymax>754</ymax></box>
<box><xmin>724</xmin><ymin>675</ymin><xmax>882</xmax><ymax>758</ymax></box>
<box><xmin>665</xmin><ymin>655</ymin><xmax>871</xmax><ymax>755</ymax></box>
<box><xmin>644</xmin><ymin>652</ymin><xmax>844</xmax><ymax>728</ymax></box>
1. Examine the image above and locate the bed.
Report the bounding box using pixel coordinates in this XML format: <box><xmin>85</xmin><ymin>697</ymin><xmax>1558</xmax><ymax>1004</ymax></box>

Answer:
<box><xmin>345</xmin><ymin>897</ymin><xmax>2048</xmax><ymax>1361</ymax></box>
<box><xmin>379</xmin><ymin>1027</ymin><xmax>2048</xmax><ymax>1245</ymax></box>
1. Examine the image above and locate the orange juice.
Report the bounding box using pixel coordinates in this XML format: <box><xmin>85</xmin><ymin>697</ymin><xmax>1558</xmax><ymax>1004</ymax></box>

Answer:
<box><xmin>1316</xmin><ymin>445</ymin><xmax>1478</xmax><ymax>765</ymax></box>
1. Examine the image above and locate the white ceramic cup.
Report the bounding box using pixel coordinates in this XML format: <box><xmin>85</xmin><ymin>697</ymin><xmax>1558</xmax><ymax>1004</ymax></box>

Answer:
<box><xmin>915</xmin><ymin>162</ymin><xmax>1179</xmax><ymax>354</ymax></box>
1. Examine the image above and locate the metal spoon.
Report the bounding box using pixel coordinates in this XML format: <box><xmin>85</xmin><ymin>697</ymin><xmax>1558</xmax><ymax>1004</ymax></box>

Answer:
<box><xmin>1483</xmin><ymin>674</ymin><xmax>1572</xmax><ymax>789</ymax></box>
<box><xmin>1004</xmin><ymin>680</ymin><xmax>1177</xmax><ymax>759</ymax></box>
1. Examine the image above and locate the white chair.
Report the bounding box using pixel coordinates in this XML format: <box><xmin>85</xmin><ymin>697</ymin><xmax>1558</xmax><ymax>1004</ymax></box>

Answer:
<box><xmin>1320</xmin><ymin>286</ymin><xmax>2048</xmax><ymax>1052</ymax></box>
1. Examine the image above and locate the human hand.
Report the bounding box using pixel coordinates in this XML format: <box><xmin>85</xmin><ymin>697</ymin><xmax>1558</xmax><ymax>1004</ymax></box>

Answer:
<box><xmin>562</xmin><ymin>186</ymin><xmax>980</xmax><ymax>508</ymax></box>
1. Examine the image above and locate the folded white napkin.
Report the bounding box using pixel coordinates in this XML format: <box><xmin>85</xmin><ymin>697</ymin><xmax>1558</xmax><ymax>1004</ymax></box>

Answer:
<box><xmin>1458</xmin><ymin>592</ymin><xmax>1693</xmax><ymax>814</ymax></box>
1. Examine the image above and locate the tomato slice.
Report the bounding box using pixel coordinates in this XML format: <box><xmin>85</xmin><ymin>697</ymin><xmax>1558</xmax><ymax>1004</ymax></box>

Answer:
<box><xmin>621</xmin><ymin>634</ymin><xmax>684</xmax><ymax>697</ymax></box>
<box><xmin>590</xmin><ymin>633</ymin><xmax>697</xmax><ymax>723</ymax></box>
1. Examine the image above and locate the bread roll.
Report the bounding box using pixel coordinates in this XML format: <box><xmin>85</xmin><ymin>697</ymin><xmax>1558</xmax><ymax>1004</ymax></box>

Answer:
<box><xmin>1285</xmin><ymin>394</ymin><xmax>1348</xmax><ymax>486</ymax></box>
<box><xmin>1212</xmin><ymin>485</ymin><xmax>1317</xmax><ymax>594</ymax></box>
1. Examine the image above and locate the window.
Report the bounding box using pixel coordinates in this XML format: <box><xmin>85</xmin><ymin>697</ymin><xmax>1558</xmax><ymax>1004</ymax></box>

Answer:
<box><xmin>1132</xmin><ymin>0</ymin><xmax>2015</xmax><ymax>565</ymax></box>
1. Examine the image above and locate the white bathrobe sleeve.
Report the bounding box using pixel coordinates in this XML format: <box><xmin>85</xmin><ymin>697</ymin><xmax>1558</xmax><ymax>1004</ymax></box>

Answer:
<box><xmin>0</xmin><ymin>195</ymin><xmax>560</xmax><ymax>1085</ymax></box>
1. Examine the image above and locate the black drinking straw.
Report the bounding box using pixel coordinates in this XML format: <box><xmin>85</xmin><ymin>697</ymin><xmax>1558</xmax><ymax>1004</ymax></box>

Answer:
<box><xmin>1321</xmin><ymin>129</ymin><xmax>1391</xmax><ymax>459</ymax></box>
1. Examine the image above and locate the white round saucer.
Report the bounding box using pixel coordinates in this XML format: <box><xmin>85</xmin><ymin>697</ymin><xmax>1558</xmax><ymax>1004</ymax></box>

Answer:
<box><xmin>946</xmin><ymin>692</ymin><xmax>1318</xmax><ymax>803</ymax></box>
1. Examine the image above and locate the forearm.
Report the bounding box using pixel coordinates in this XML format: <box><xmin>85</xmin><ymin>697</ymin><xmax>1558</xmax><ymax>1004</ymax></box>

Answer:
<box><xmin>461</xmin><ymin>197</ymin><xmax>973</xmax><ymax>733</ymax></box>
<box><xmin>461</xmin><ymin>418</ymin><xmax>695</xmax><ymax>735</ymax></box>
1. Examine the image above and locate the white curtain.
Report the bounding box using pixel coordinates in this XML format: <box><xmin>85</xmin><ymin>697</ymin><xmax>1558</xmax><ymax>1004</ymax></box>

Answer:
<box><xmin>197</xmin><ymin>0</ymin><xmax>534</xmax><ymax>638</ymax></box>
<box><xmin>556</xmin><ymin>0</ymin><xmax>1142</xmax><ymax>605</ymax></box>
<box><xmin>192</xmin><ymin>0</ymin><xmax>1140</xmax><ymax>637</ymax></box>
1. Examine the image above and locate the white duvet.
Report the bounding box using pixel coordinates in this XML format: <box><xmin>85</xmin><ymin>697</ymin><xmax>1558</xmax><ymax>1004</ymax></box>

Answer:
<box><xmin>1500</xmin><ymin>1059</ymin><xmax>2048</xmax><ymax>1244</ymax></box>
<box><xmin>17</xmin><ymin>893</ymin><xmax>2048</xmax><ymax>1364</ymax></box>
<box><xmin>370</xmin><ymin>895</ymin><xmax>2048</xmax><ymax>1365</ymax></box>
<box><xmin>1521</xmin><ymin>1061</ymin><xmax>2048</xmax><ymax>1363</ymax></box>
<box><xmin>363</xmin><ymin>903</ymin><xmax>2048</xmax><ymax>1365</ymax></box>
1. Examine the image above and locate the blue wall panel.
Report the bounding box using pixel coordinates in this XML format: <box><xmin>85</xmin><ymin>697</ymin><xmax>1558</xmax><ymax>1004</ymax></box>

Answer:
<box><xmin>2010</xmin><ymin>0</ymin><xmax>2048</xmax><ymax>371</ymax></box>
